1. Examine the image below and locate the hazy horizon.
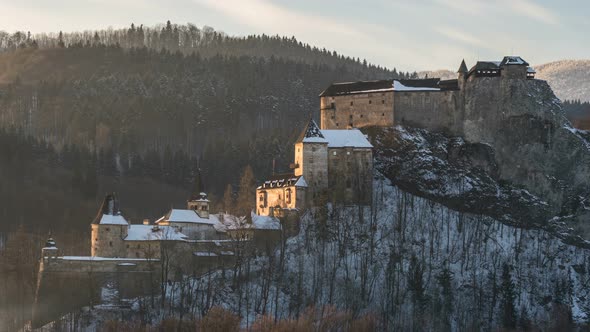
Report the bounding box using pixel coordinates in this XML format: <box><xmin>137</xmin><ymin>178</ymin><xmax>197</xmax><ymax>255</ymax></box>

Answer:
<box><xmin>1</xmin><ymin>0</ymin><xmax>589</xmax><ymax>71</ymax></box>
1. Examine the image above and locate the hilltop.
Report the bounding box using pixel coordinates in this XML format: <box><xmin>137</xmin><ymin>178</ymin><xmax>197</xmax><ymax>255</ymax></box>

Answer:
<box><xmin>536</xmin><ymin>60</ymin><xmax>590</xmax><ymax>102</ymax></box>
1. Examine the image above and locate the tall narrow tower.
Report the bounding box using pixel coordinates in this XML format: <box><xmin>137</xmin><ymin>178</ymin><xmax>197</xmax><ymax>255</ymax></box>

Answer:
<box><xmin>293</xmin><ymin>119</ymin><xmax>328</xmax><ymax>200</ymax></box>
<box><xmin>91</xmin><ymin>193</ymin><xmax>129</xmax><ymax>257</ymax></box>
<box><xmin>187</xmin><ymin>169</ymin><xmax>209</xmax><ymax>218</ymax></box>
<box><xmin>457</xmin><ymin>59</ymin><xmax>468</xmax><ymax>87</ymax></box>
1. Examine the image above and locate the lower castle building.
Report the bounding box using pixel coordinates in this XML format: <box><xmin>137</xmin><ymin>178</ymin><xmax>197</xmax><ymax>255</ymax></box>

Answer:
<box><xmin>256</xmin><ymin>119</ymin><xmax>373</xmax><ymax>216</ymax></box>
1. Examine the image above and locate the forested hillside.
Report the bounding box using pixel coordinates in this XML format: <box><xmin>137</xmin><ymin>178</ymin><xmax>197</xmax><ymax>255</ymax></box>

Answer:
<box><xmin>536</xmin><ymin>60</ymin><xmax>590</xmax><ymax>103</ymax></box>
<box><xmin>0</xmin><ymin>22</ymin><xmax>413</xmax><ymax>234</ymax></box>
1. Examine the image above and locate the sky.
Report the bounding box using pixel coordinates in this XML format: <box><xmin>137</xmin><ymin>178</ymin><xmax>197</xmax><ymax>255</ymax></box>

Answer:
<box><xmin>0</xmin><ymin>0</ymin><xmax>588</xmax><ymax>71</ymax></box>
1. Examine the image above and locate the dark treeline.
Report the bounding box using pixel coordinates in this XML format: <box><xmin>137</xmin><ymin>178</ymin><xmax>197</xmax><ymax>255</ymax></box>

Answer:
<box><xmin>0</xmin><ymin>35</ymin><xmax>411</xmax><ymax>206</ymax></box>
<box><xmin>0</xmin><ymin>21</ymin><xmax>416</xmax><ymax>79</ymax></box>
<box><xmin>563</xmin><ymin>99</ymin><xmax>590</xmax><ymax>129</ymax></box>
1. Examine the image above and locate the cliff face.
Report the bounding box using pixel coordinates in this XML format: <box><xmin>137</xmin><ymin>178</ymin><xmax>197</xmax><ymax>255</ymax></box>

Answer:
<box><xmin>462</xmin><ymin>78</ymin><xmax>590</xmax><ymax>221</ymax></box>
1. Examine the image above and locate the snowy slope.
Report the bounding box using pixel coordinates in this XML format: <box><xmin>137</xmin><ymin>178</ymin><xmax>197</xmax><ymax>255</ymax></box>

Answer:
<box><xmin>49</xmin><ymin>176</ymin><xmax>590</xmax><ymax>330</ymax></box>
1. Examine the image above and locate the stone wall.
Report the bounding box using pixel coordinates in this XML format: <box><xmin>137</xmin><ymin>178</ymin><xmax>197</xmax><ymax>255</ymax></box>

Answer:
<box><xmin>393</xmin><ymin>90</ymin><xmax>463</xmax><ymax>136</ymax></box>
<box><xmin>294</xmin><ymin>142</ymin><xmax>328</xmax><ymax>199</ymax></box>
<box><xmin>125</xmin><ymin>240</ymin><xmax>161</xmax><ymax>259</ymax></box>
<box><xmin>328</xmin><ymin>147</ymin><xmax>373</xmax><ymax>204</ymax></box>
<box><xmin>320</xmin><ymin>92</ymin><xmax>394</xmax><ymax>129</ymax></box>
<box><xmin>91</xmin><ymin>224</ymin><xmax>128</xmax><ymax>257</ymax></box>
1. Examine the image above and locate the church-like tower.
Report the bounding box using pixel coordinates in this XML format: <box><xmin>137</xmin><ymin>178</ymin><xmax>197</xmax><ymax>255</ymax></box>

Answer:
<box><xmin>187</xmin><ymin>169</ymin><xmax>210</xmax><ymax>219</ymax></box>
<box><xmin>90</xmin><ymin>193</ymin><xmax>129</xmax><ymax>257</ymax></box>
<box><xmin>293</xmin><ymin>119</ymin><xmax>329</xmax><ymax>200</ymax></box>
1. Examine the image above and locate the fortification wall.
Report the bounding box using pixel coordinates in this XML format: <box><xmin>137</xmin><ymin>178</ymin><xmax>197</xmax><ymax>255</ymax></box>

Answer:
<box><xmin>393</xmin><ymin>90</ymin><xmax>463</xmax><ymax>136</ymax></box>
<box><xmin>33</xmin><ymin>257</ymin><xmax>158</xmax><ymax>328</ymax></box>
<box><xmin>91</xmin><ymin>224</ymin><xmax>128</xmax><ymax>257</ymax></box>
<box><xmin>320</xmin><ymin>92</ymin><xmax>394</xmax><ymax>129</ymax></box>
<box><xmin>328</xmin><ymin>147</ymin><xmax>373</xmax><ymax>204</ymax></box>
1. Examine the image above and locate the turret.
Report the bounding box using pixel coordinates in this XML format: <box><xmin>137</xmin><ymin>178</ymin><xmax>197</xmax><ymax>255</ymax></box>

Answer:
<box><xmin>187</xmin><ymin>170</ymin><xmax>210</xmax><ymax>218</ymax></box>
<box><xmin>457</xmin><ymin>59</ymin><xmax>468</xmax><ymax>85</ymax></box>
<box><xmin>293</xmin><ymin>119</ymin><xmax>329</xmax><ymax>200</ymax></box>
<box><xmin>91</xmin><ymin>193</ymin><xmax>129</xmax><ymax>257</ymax></box>
<box><xmin>42</xmin><ymin>237</ymin><xmax>59</xmax><ymax>263</ymax></box>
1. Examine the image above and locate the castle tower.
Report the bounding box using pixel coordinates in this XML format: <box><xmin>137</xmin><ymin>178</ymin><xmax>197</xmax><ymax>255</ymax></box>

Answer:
<box><xmin>187</xmin><ymin>170</ymin><xmax>209</xmax><ymax>218</ymax></box>
<box><xmin>41</xmin><ymin>237</ymin><xmax>59</xmax><ymax>264</ymax></box>
<box><xmin>293</xmin><ymin>119</ymin><xmax>329</xmax><ymax>200</ymax></box>
<box><xmin>457</xmin><ymin>59</ymin><xmax>468</xmax><ymax>86</ymax></box>
<box><xmin>91</xmin><ymin>193</ymin><xmax>129</xmax><ymax>257</ymax></box>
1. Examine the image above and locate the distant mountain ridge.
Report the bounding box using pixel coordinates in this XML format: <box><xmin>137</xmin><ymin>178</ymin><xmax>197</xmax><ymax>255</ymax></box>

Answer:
<box><xmin>535</xmin><ymin>60</ymin><xmax>590</xmax><ymax>102</ymax></box>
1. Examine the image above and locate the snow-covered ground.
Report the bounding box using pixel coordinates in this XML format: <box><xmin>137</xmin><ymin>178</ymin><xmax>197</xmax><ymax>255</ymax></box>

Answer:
<box><xmin>47</xmin><ymin>176</ymin><xmax>590</xmax><ymax>330</ymax></box>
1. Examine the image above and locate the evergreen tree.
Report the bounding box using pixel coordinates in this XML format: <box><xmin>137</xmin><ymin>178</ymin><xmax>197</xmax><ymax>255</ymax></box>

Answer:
<box><xmin>500</xmin><ymin>263</ymin><xmax>517</xmax><ymax>329</ymax></box>
<box><xmin>236</xmin><ymin>165</ymin><xmax>255</xmax><ymax>221</ymax></box>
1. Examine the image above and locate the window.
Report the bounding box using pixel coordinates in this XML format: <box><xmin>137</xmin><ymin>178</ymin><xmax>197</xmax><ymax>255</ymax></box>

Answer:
<box><xmin>350</xmin><ymin>101</ymin><xmax>353</xmax><ymax>106</ymax></box>
<box><xmin>369</xmin><ymin>100</ymin><xmax>372</xmax><ymax>104</ymax></box>
<box><xmin>382</xmin><ymin>100</ymin><xmax>385</xmax><ymax>104</ymax></box>
<box><xmin>201</xmin><ymin>206</ymin><xmax>207</xmax><ymax>211</ymax></box>
<box><xmin>297</xmin><ymin>148</ymin><xmax>300</xmax><ymax>152</ymax></box>
<box><xmin>109</xmin><ymin>241</ymin><xmax>113</xmax><ymax>247</ymax></box>
<box><xmin>331</xmin><ymin>115</ymin><xmax>335</xmax><ymax>119</ymax></box>
<box><xmin>105</xmin><ymin>228</ymin><xmax>110</xmax><ymax>232</ymax></box>
<box><xmin>346</xmin><ymin>179</ymin><xmax>352</xmax><ymax>188</ymax></box>
<box><xmin>136</xmin><ymin>252</ymin><xmax>140</xmax><ymax>258</ymax></box>
<box><xmin>336</xmin><ymin>122</ymin><xmax>339</xmax><ymax>127</ymax></box>
<box><xmin>349</xmin><ymin>114</ymin><xmax>353</xmax><ymax>119</ymax></box>
<box><xmin>331</xmin><ymin>102</ymin><xmax>335</xmax><ymax>109</ymax></box>
<box><xmin>360</xmin><ymin>114</ymin><xmax>363</xmax><ymax>118</ymax></box>
<box><xmin>333</xmin><ymin>151</ymin><xmax>337</xmax><ymax>156</ymax></box>
<box><xmin>137</xmin><ymin>244</ymin><xmax>141</xmax><ymax>249</ymax></box>
<box><xmin>126</xmin><ymin>244</ymin><xmax>129</xmax><ymax>249</ymax></box>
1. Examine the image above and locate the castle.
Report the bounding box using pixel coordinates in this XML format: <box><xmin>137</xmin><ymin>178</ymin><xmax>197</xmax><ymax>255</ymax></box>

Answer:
<box><xmin>35</xmin><ymin>55</ymin><xmax>540</xmax><ymax>327</ymax></box>
<box><xmin>319</xmin><ymin>56</ymin><xmax>536</xmax><ymax>136</ymax></box>
<box><xmin>256</xmin><ymin>119</ymin><xmax>373</xmax><ymax>216</ymax></box>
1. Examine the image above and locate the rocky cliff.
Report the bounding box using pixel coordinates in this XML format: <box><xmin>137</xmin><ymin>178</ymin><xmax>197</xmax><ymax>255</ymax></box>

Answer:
<box><xmin>367</xmin><ymin>77</ymin><xmax>590</xmax><ymax>239</ymax></box>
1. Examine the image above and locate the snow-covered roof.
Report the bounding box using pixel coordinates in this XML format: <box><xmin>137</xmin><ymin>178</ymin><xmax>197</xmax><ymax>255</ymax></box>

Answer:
<box><xmin>298</xmin><ymin>119</ymin><xmax>328</xmax><ymax>144</ymax></box>
<box><xmin>501</xmin><ymin>56</ymin><xmax>529</xmax><ymax>66</ymax></box>
<box><xmin>97</xmin><ymin>214</ymin><xmax>128</xmax><ymax>225</ymax></box>
<box><xmin>252</xmin><ymin>213</ymin><xmax>282</xmax><ymax>230</ymax></box>
<box><xmin>125</xmin><ymin>225</ymin><xmax>187</xmax><ymax>241</ymax></box>
<box><xmin>258</xmin><ymin>174</ymin><xmax>307</xmax><ymax>189</ymax></box>
<box><xmin>393</xmin><ymin>80</ymin><xmax>440</xmax><ymax>92</ymax></box>
<box><xmin>294</xmin><ymin>176</ymin><xmax>307</xmax><ymax>187</ymax></box>
<box><xmin>320</xmin><ymin>129</ymin><xmax>373</xmax><ymax>148</ymax></box>
<box><xmin>156</xmin><ymin>209</ymin><xmax>219</xmax><ymax>225</ymax></box>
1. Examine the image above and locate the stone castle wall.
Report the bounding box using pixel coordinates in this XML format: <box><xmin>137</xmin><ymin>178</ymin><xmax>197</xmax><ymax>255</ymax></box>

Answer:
<box><xmin>294</xmin><ymin>142</ymin><xmax>328</xmax><ymax>199</ymax></box>
<box><xmin>320</xmin><ymin>91</ymin><xmax>394</xmax><ymax>129</ymax></box>
<box><xmin>394</xmin><ymin>90</ymin><xmax>464</xmax><ymax>136</ymax></box>
<box><xmin>91</xmin><ymin>224</ymin><xmax>128</xmax><ymax>257</ymax></box>
<box><xmin>328</xmin><ymin>147</ymin><xmax>373</xmax><ymax>204</ymax></box>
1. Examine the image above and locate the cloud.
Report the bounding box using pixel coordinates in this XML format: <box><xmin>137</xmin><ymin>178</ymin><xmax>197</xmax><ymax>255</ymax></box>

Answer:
<box><xmin>436</xmin><ymin>26</ymin><xmax>488</xmax><ymax>49</ymax></box>
<box><xmin>508</xmin><ymin>0</ymin><xmax>559</xmax><ymax>25</ymax></box>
